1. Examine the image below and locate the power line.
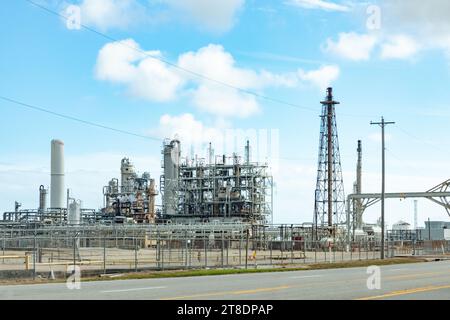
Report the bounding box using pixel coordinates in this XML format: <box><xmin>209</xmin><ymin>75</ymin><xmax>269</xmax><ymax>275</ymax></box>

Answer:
<box><xmin>24</xmin><ymin>0</ymin><xmax>316</xmax><ymax>113</ymax></box>
<box><xmin>23</xmin><ymin>0</ymin><xmax>374</xmax><ymax>119</ymax></box>
<box><xmin>395</xmin><ymin>125</ymin><xmax>447</xmax><ymax>153</ymax></box>
<box><xmin>0</xmin><ymin>95</ymin><xmax>161</xmax><ymax>142</ymax></box>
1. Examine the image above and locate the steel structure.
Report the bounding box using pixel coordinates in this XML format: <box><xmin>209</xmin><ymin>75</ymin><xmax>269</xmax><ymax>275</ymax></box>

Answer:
<box><xmin>160</xmin><ymin>140</ymin><xmax>273</xmax><ymax>224</ymax></box>
<box><xmin>314</xmin><ymin>87</ymin><xmax>346</xmax><ymax>237</ymax></box>
<box><xmin>102</xmin><ymin>158</ymin><xmax>158</xmax><ymax>223</ymax></box>
<box><xmin>2</xmin><ymin>208</ymin><xmax>101</xmax><ymax>224</ymax></box>
<box><xmin>346</xmin><ymin>179</ymin><xmax>450</xmax><ymax>240</ymax></box>
<box><xmin>352</xmin><ymin>140</ymin><xmax>364</xmax><ymax>230</ymax></box>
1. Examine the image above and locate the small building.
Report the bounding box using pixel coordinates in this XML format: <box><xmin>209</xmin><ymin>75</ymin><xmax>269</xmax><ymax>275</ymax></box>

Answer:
<box><xmin>423</xmin><ymin>221</ymin><xmax>450</xmax><ymax>240</ymax></box>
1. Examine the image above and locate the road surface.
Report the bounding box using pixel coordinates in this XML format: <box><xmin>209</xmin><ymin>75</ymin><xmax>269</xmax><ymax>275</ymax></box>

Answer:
<box><xmin>1</xmin><ymin>260</ymin><xmax>450</xmax><ymax>300</ymax></box>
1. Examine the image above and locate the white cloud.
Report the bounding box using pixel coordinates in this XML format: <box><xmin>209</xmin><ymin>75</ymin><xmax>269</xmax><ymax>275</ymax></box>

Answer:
<box><xmin>95</xmin><ymin>39</ymin><xmax>184</xmax><ymax>102</ymax></box>
<box><xmin>61</xmin><ymin>0</ymin><xmax>245</xmax><ymax>32</ymax></box>
<box><xmin>96</xmin><ymin>41</ymin><xmax>338</xmax><ymax>118</ymax></box>
<box><xmin>161</xmin><ymin>0</ymin><xmax>245</xmax><ymax>32</ymax></box>
<box><xmin>287</xmin><ymin>0</ymin><xmax>350</xmax><ymax>12</ymax></box>
<box><xmin>192</xmin><ymin>85</ymin><xmax>260</xmax><ymax>118</ymax></box>
<box><xmin>384</xmin><ymin>0</ymin><xmax>450</xmax><ymax>37</ymax></box>
<box><xmin>298</xmin><ymin>65</ymin><xmax>340</xmax><ymax>90</ymax></box>
<box><xmin>324</xmin><ymin>32</ymin><xmax>377</xmax><ymax>61</ymax></box>
<box><xmin>321</xmin><ymin>1</ymin><xmax>450</xmax><ymax>63</ymax></box>
<box><xmin>153</xmin><ymin>113</ymin><xmax>226</xmax><ymax>146</ymax></box>
<box><xmin>78</xmin><ymin>0</ymin><xmax>145</xmax><ymax>31</ymax></box>
<box><xmin>380</xmin><ymin>35</ymin><xmax>420</xmax><ymax>60</ymax></box>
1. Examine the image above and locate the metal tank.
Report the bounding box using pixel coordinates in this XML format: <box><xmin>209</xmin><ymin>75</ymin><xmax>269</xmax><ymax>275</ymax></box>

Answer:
<box><xmin>50</xmin><ymin>139</ymin><xmax>65</xmax><ymax>209</ymax></box>
<box><xmin>162</xmin><ymin>139</ymin><xmax>180</xmax><ymax>216</ymax></box>
<box><xmin>68</xmin><ymin>199</ymin><xmax>82</xmax><ymax>225</ymax></box>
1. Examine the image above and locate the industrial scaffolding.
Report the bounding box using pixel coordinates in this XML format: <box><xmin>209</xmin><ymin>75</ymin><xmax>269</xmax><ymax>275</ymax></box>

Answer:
<box><xmin>160</xmin><ymin>140</ymin><xmax>273</xmax><ymax>224</ymax></box>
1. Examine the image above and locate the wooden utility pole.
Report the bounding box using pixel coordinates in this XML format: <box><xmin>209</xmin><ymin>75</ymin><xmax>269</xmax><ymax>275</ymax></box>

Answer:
<box><xmin>371</xmin><ymin>117</ymin><xmax>395</xmax><ymax>259</ymax></box>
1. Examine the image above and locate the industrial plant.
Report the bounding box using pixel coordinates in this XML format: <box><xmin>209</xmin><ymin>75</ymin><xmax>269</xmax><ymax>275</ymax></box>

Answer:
<box><xmin>1</xmin><ymin>88</ymin><xmax>450</xmax><ymax>279</ymax></box>
<box><xmin>2</xmin><ymin>137</ymin><xmax>272</xmax><ymax>226</ymax></box>
<box><xmin>2</xmin><ymin>88</ymin><xmax>450</xmax><ymax>241</ymax></box>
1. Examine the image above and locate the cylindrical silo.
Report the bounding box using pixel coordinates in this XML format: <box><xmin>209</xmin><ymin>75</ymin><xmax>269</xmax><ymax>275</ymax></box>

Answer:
<box><xmin>39</xmin><ymin>185</ymin><xmax>48</xmax><ymax>212</ymax></box>
<box><xmin>163</xmin><ymin>139</ymin><xmax>180</xmax><ymax>216</ymax></box>
<box><xmin>50</xmin><ymin>139</ymin><xmax>65</xmax><ymax>209</ymax></box>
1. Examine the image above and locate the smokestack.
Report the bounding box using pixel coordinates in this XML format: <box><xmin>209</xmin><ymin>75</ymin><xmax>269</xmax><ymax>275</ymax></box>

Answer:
<box><xmin>50</xmin><ymin>139</ymin><xmax>65</xmax><ymax>209</ymax></box>
<box><xmin>356</xmin><ymin>140</ymin><xmax>362</xmax><ymax>194</ymax></box>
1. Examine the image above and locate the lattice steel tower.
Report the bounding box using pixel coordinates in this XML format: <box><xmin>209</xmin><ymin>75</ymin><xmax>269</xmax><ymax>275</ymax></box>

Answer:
<box><xmin>314</xmin><ymin>87</ymin><xmax>346</xmax><ymax>237</ymax></box>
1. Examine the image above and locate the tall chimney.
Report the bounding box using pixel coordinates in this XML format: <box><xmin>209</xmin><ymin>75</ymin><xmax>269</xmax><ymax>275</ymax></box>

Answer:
<box><xmin>50</xmin><ymin>139</ymin><xmax>65</xmax><ymax>209</ymax></box>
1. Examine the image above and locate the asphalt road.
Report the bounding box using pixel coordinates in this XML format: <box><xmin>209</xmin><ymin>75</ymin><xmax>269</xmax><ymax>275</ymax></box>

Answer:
<box><xmin>1</xmin><ymin>260</ymin><xmax>450</xmax><ymax>300</ymax></box>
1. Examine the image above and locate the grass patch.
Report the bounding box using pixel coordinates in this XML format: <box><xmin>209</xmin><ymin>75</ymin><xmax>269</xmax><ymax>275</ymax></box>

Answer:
<box><xmin>82</xmin><ymin>257</ymin><xmax>427</xmax><ymax>282</ymax></box>
<box><xmin>0</xmin><ymin>257</ymin><xmax>428</xmax><ymax>285</ymax></box>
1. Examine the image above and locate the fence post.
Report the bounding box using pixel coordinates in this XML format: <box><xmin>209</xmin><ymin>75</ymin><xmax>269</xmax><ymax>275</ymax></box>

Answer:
<box><xmin>161</xmin><ymin>235</ymin><xmax>165</xmax><ymax>271</ymax></box>
<box><xmin>73</xmin><ymin>235</ymin><xmax>76</xmax><ymax>271</ymax></box>
<box><xmin>189</xmin><ymin>235</ymin><xmax>192</xmax><ymax>268</ymax></box>
<box><xmin>168</xmin><ymin>233</ymin><xmax>171</xmax><ymax>269</ymax></box>
<box><xmin>134</xmin><ymin>237</ymin><xmax>138</xmax><ymax>272</ymax></box>
<box><xmin>291</xmin><ymin>239</ymin><xmax>295</xmax><ymax>264</ymax></box>
<box><xmin>245</xmin><ymin>229</ymin><xmax>249</xmax><ymax>269</ymax></box>
<box><xmin>185</xmin><ymin>231</ymin><xmax>188</xmax><ymax>270</ymax></box>
<box><xmin>373</xmin><ymin>241</ymin><xmax>375</xmax><ymax>260</ymax></box>
<box><xmin>33</xmin><ymin>231</ymin><xmax>36</xmax><ymax>280</ymax></box>
<box><xmin>221</xmin><ymin>231</ymin><xmax>224</xmax><ymax>269</ymax></box>
<box><xmin>330</xmin><ymin>243</ymin><xmax>333</xmax><ymax>263</ymax></box>
<box><xmin>314</xmin><ymin>241</ymin><xmax>317</xmax><ymax>264</ymax></box>
<box><xmin>303</xmin><ymin>240</ymin><xmax>306</xmax><ymax>264</ymax></box>
<box><xmin>350</xmin><ymin>242</ymin><xmax>353</xmax><ymax>261</ymax></box>
<box><xmin>366</xmin><ymin>241</ymin><xmax>369</xmax><ymax>260</ymax></box>
<box><xmin>226</xmin><ymin>237</ymin><xmax>229</xmax><ymax>267</ymax></box>
<box><xmin>2</xmin><ymin>236</ymin><xmax>5</xmax><ymax>262</ymax></box>
<box><xmin>359</xmin><ymin>240</ymin><xmax>361</xmax><ymax>261</ymax></box>
<box><xmin>239</xmin><ymin>234</ymin><xmax>242</xmax><ymax>267</ymax></box>
<box><xmin>204</xmin><ymin>236</ymin><xmax>207</xmax><ymax>269</ymax></box>
<box><xmin>103</xmin><ymin>234</ymin><xmax>106</xmax><ymax>275</ymax></box>
<box><xmin>270</xmin><ymin>239</ymin><xmax>273</xmax><ymax>266</ymax></box>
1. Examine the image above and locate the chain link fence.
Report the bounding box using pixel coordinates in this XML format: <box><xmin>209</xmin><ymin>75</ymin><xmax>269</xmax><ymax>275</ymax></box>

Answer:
<box><xmin>1</xmin><ymin>225</ymin><xmax>449</xmax><ymax>280</ymax></box>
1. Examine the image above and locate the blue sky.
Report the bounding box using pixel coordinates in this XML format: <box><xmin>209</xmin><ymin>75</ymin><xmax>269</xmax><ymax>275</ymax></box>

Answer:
<box><xmin>1</xmin><ymin>0</ymin><xmax>450</xmax><ymax>227</ymax></box>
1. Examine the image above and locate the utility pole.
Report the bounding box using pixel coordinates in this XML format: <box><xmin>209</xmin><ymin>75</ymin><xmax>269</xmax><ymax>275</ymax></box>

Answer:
<box><xmin>371</xmin><ymin>117</ymin><xmax>395</xmax><ymax>259</ymax></box>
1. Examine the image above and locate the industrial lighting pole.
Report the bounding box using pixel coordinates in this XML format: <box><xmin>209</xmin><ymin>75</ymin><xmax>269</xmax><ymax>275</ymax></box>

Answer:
<box><xmin>371</xmin><ymin>117</ymin><xmax>395</xmax><ymax>259</ymax></box>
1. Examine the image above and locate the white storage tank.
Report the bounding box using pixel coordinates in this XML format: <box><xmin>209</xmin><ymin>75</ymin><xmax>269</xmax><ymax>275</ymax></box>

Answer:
<box><xmin>50</xmin><ymin>139</ymin><xmax>65</xmax><ymax>209</ymax></box>
<box><xmin>68</xmin><ymin>200</ymin><xmax>82</xmax><ymax>225</ymax></box>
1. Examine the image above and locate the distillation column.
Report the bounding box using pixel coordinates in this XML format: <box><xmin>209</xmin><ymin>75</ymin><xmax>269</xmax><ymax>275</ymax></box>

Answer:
<box><xmin>50</xmin><ymin>139</ymin><xmax>65</xmax><ymax>209</ymax></box>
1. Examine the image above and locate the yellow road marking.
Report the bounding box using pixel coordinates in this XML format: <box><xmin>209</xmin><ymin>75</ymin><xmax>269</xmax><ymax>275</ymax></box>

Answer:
<box><xmin>356</xmin><ymin>284</ymin><xmax>450</xmax><ymax>300</ymax></box>
<box><xmin>160</xmin><ymin>285</ymin><xmax>291</xmax><ymax>300</ymax></box>
<box><xmin>160</xmin><ymin>267</ymin><xmax>450</xmax><ymax>300</ymax></box>
<box><xmin>385</xmin><ymin>271</ymin><xmax>448</xmax><ymax>281</ymax></box>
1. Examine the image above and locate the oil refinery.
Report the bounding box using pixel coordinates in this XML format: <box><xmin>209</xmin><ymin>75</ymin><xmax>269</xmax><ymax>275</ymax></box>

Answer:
<box><xmin>2</xmin><ymin>88</ymin><xmax>450</xmax><ymax>245</ymax></box>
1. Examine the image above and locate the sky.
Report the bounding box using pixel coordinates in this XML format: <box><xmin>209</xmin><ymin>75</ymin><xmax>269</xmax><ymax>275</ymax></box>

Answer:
<box><xmin>1</xmin><ymin>0</ymin><xmax>450</xmax><ymax>228</ymax></box>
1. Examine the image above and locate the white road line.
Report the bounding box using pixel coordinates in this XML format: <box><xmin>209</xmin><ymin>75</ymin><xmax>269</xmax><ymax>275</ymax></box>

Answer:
<box><xmin>101</xmin><ymin>286</ymin><xmax>167</xmax><ymax>293</ymax></box>
<box><xmin>388</xmin><ymin>268</ymin><xmax>409</xmax><ymax>272</ymax></box>
<box><xmin>289</xmin><ymin>275</ymin><xmax>323</xmax><ymax>279</ymax></box>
